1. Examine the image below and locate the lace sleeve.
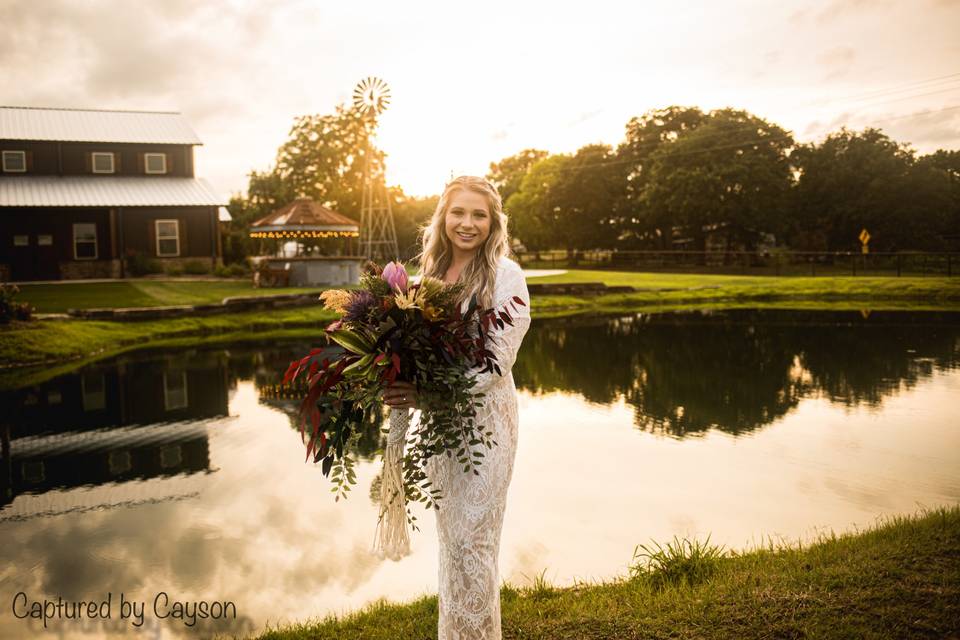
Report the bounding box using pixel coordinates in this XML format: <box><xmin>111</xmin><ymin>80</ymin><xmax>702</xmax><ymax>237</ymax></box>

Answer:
<box><xmin>467</xmin><ymin>265</ymin><xmax>531</xmax><ymax>394</ymax></box>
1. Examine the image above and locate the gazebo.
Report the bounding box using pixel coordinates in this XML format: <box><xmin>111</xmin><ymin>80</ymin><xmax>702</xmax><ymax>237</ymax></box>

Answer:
<box><xmin>249</xmin><ymin>198</ymin><xmax>366</xmax><ymax>287</ymax></box>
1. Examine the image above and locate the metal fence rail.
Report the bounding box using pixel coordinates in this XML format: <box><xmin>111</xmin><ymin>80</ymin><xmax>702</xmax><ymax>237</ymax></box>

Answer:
<box><xmin>514</xmin><ymin>250</ymin><xmax>960</xmax><ymax>277</ymax></box>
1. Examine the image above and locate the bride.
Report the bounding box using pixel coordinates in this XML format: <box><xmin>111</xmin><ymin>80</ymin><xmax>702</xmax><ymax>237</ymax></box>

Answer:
<box><xmin>382</xmin><ymin>175</ymin><xmax>531</xmax><ymax>639</ymax></box>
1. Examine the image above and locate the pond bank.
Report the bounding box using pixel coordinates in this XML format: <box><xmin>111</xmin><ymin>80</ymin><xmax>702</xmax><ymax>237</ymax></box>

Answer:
<box><xmin>2</xmin><ymin>274</ymin><xmax>959</xmax><ymax>375</ymax></box>
<box><xmin>253</xmin><ymin>504</ymin><xmax>959</xmax><ymax>639</ymax></box>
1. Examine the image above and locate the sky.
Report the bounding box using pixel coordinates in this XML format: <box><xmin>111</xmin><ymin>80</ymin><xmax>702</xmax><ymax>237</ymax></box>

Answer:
<box><xmin>2</xmin><ymin>0</ymin><xmax>959</xmax><ymax>200</ymax></box>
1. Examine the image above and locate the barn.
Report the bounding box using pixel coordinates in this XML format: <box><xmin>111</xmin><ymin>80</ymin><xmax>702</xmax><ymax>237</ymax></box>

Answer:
<box><xmin>0</xmin><ymin>106</ymin><xmax>226</xmax><ymax>281</ymax></box>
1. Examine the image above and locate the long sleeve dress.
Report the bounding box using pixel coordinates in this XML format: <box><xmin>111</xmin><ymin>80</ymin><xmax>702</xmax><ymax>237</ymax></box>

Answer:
<box><xmin>423</xmin><ymin>255</ymin><xmax>532</xmax><ymax>640</ymax></box>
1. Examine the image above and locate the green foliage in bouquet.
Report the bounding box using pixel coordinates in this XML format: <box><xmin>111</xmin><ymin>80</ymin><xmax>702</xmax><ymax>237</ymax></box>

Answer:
<box><xmin>284</xmin><ymin>260</ymin><xmax>526</xmax><ymax>526</ymax></box>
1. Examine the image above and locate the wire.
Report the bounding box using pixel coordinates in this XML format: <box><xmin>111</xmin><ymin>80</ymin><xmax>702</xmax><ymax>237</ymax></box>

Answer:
<box><xmin>805</xmin><ymin>71</ymin><xmax>960</xmax><ymax>106</ymax></box>
<box><xmin>510</xmin><ymin>104</ymin><xmax>960</xmax><ymax>177</ymax></box>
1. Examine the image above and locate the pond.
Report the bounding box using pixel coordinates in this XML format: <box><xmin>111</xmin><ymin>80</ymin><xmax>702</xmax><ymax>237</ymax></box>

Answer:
<box><xmin>1</xmin><ymin>308</ymin><xmax>958</xmax><ymax>639</ymax></box>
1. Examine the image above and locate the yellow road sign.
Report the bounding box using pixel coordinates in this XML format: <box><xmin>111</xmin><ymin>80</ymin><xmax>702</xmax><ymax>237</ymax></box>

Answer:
<box><xmin>859</xmin><ymin>228</ymin><xmax>870</xmax><ymax>244</ymax></box>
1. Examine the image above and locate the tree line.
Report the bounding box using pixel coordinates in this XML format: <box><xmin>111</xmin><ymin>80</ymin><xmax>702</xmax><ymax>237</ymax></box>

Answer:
<box><xmin>225</xmin><ymin>104</ymin><xmax>960</xmax><ymax>263</ymax></box>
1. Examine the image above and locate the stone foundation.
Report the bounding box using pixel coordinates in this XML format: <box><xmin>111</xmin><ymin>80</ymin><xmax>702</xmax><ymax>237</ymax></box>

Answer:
<box><xmin>150</xmin><ymin>256</ymin><xmax>220</xmax><ymax>275</ymax></box>
<box><xmin>59</xmin><ymin>259</ymin><xmax>122</xmax><ymax>279</ymax></box>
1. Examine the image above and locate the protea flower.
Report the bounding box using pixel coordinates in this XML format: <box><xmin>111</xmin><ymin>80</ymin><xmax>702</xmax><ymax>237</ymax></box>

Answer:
<box><xmin>394</xmin><ymin>284</ymin><xmax>426</xmax><ymax>310</ymax></box>
<box><xmin>343</xmin><ymin>290</ymin><xmax>377</xmax><ymax>322</ymax></box>
<box><xmin>381</xmin><ymin>261</ymin><xmax>409</xmax><ymax>293</ymax></box>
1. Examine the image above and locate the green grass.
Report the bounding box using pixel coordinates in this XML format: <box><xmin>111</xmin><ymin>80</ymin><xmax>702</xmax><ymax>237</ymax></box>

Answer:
<box><xmin>2</xmin><ymin>271</ymin><xmax>958</xmax><ymax>375</ymax></box>
<box><xmin>14</xmin><ymin>280</ymin><xmax>328</xmax><ymax>313</ymax></box>
<box><xmin>526</xmin><ymin>271</ymin><xmax>960</xmax><ymax>314</ymax></box>
<box><xmin>252</xmin><ymin>504</ymin><xmax>960</xmax><ymax>639</ymax></box>
<box><xmin>0</xmin><ymin>306</ymin><xmax>339</xmax><ymax>386</ymax></box>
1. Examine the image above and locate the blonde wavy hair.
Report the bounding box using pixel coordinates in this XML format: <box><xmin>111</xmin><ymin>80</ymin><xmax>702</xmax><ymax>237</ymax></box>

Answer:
<box><xmin>415</xmin><ymin>175</ymin><xmax>511</xmax><ymax>311</ymax></box>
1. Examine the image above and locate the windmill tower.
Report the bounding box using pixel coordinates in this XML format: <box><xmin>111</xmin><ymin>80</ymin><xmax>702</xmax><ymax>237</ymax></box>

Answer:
<box><xmin>354</xmin><ymin>77</ymin><xmax>399</xmax><ymax>262</ymax></box>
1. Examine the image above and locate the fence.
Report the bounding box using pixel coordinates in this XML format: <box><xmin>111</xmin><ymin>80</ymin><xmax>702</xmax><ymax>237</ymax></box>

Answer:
<box><xmin>513</xmin><ymin>250</ymin><xmax>960</xmax><ymax>277</ymax></box>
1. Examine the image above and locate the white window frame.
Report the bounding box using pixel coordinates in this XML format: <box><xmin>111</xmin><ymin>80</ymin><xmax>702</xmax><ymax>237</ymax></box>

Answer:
<box><xmin>81</xmin><ymin>373</ymin><xmax>106</xmax><ymax>411</ymax></box>
<box><xmin>91</xmin><ymin>152</ymin><xmax>115</xmax><ymax>174</ymax></box>
<box><xmin>144</xmin><ymin>152</ymin><xmax>167</xmax><ymax>174</ymax></box>
<box><xmin>72</xmin><ymin>222</ymin><xmax>98</xmax><ymax>260</ymax></box>
<box><xmin>163</xmin><ymin>371</ymin><xmax>188</xmax><ymax>411</ymax></box>
<box><xmin>155</xmin><ymin>219</ymin><xmax>180</xmax><ymax>257</ymax></box>
<box><xmin>2</xmin><ymin>150</ymin><xmax>26</xmax><ymax>172</ymax></box>
<box><xmin>13</xmin><ymin>235</ymin><xmax>29</xmax><ymax>247</ymax></box>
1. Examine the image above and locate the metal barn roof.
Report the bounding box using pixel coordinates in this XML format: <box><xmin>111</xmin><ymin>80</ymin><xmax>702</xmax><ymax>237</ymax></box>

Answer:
<box><xmin>0</xmin><ymin>176</ymin><xmax>225</xmax><ymax>207</ymax></box>
<box><xmin>0</xmin><ymin>106</ymin><xmax>203</xmax><ymax>144</ymax></box>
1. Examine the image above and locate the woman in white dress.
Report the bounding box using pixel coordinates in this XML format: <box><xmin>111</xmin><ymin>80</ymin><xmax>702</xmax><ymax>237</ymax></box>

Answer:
<box><xmin>383</xmin><ymin>175</ymin><xmax>531</xmax><ymax>639</ymax></box>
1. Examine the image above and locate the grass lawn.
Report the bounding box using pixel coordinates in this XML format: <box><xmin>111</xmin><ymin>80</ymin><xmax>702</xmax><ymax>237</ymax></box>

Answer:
<box><xmin>253</xmin><ymin>504</ymin><xmax>960</xmax><ymax>639</ymax></box>
<box><xmin>14</xmin><ymin>280</ymin><xmax>330</xmax><ymax>313</ymax></box>
<box><xmin>2</xmin><ymin>271</ymin><xmax>958</xmax><ymax>376</ymax></box>
<box><xmin>526</xmin><ymin>270</ymin><xmax>960</xmax><ymax>313</ymax></box>
<box><xmin>13</xmin><ymin>272</ymin><xmax>960</xmax><ymax>314</ymax></box>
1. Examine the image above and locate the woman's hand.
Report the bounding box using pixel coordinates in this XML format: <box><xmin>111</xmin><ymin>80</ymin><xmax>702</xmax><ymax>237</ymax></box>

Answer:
<box><xmin>382</xmin><ymin>381</ymin><xmax>418</xmax><ymax>410</ymax></box>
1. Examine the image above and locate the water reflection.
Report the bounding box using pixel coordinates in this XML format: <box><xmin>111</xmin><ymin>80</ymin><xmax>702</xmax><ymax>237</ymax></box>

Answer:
<box><xmin>0</xmin><ymin>309</ymin><xmax>957</xmax><ymax>639</ymax></box>
<box><xmin>1</xmin><ymin>350</ymin><xmax>229</xmax><ymax>519</ymax></box>
<box><xmin>513</xmin><ymin>309</ymin><xmax>960</xmax><ymax>435</ymax></box>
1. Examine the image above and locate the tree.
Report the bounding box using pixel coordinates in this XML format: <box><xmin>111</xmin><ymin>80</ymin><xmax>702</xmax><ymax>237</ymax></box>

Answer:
<box><xmin>504</xmin><ymin>154</ymin><xmax>572</xmax><ymax>252</ymax></box>
<box><xmin>615</xmin><ymin>106</ymin><xmax>708</xmax><ymax>247</ymax></box>
<box><xmin>226</xmin><ymin>103</ymin><xmax>391</xmax><ymax>261</ymax></box>
<box><xmin>272</xmin><ymin>104</ymin><xmax>385</xmax><ymax>218</ymax></box>
<box><xmin>391</xmin><ymin>189</ymin><xmax>438</xmax><ymax>261</ymax></box>
<box><xmin>790</xmin><ymin>127</ymin><xmax>919</xmax><ymax>251</ymax></box>
<box><xmin>641</xmin><ymin>108</ymin><xmax>795</xmax><ymax>252</ymax></box>
<box><xmin>487</xmin><ymin>149</ymin><xmax>549</xmax><ymax>205</ymax></box>
<box><xmin>551</xmin><ymin>143</ymin><xmax>626</xmax><ymax>252</ymax></box>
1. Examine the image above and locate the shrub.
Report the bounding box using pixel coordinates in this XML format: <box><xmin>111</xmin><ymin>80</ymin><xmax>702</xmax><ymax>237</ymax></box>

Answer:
<box><xmin>166</xmin><ymin>264</ymin><xmax>184</xmax><ymax>276</ymax></box>
<box><xmin>215</xmin><ymin>263</ymin><xmax>249</xmax><ymax>278</ymax></box>
<box><xmin>126</xmin><ymin>251</ymin><xmax>162</xmax><ymax>276</ymax></box>
<box><xmin>183</xmin><ymin>260</ymin><xmax>211</xmax><ymax>275</ymax></box>
<box><xmin>0</xmin><ymin>283</ymin><xmax>34</xmax><ymax>323</ymax></box>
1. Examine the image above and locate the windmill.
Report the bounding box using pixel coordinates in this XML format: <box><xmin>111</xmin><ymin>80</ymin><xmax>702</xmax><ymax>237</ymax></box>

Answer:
<box><xmin>354</xmin><ymin>77</ymin><xmax>399</xmax><ymax>262</ymax></box>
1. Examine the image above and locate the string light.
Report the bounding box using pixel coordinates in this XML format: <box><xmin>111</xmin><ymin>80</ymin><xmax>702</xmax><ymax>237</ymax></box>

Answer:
<box><xmin>249</xmin><ymin>230</ymin><xmax>360</xmax><ymax>239</ymax></box>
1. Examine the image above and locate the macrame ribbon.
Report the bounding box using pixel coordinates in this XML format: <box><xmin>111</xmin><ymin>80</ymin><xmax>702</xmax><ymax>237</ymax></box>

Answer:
<box><xmin>372</xmin><ymin>406</ymin><xmax>411</xmax><ymax>560</ymax></box>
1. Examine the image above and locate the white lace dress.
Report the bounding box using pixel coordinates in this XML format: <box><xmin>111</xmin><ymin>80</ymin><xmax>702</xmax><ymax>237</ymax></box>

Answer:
<box><xmin>423</xmin><ymin>256</ymin><xmax>532</xmax><ymax>640</ymax></box>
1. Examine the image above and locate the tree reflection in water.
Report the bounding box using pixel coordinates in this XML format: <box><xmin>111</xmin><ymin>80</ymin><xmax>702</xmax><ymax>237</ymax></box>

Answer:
<box><xmin>512</xmin><ymin>309</ymin><xmax>960</xmax><ymax>438</ymax></box>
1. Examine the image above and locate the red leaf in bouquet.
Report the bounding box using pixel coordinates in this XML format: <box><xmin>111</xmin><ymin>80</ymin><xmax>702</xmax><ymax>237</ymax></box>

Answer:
<box><xmin>282</xmin><ymin>360</ymin><xmax>299</xmax><ymax>385</ymax></box>
<box><xmin>499</xmin><ymin>310</ymin><xmax>513</xmax><ymax>326</ymax></box>
<box><xmin>309</xmin><ymin>360</ymin><xmax>319</xmax><ymax>376</ymax></box>
<box><xmin>512</xmin><ymin>296</ymin><xmax>526</xmax><ymax>306</ymax></box>
<box><xmin>391</xmin><ymin>353</ymin><xmax>401</xmax><ymax>375</ymax></box>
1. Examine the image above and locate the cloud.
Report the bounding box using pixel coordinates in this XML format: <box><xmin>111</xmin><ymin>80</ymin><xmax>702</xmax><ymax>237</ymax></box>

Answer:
<box><xmin>801</xmin><ymin>106</ymin><xmax>960</xmax><ymax>153</ymax></box>
<box><xmin>814</xmin><ymin>0</ymin><xmax>891</xmax><ymax>24</ymax></box>
<box><xmin>881</xmin><ymin>108</ymin><xmax>960</xmax><ymax>151</ymax></box>
<box><xmin>567</xmin><ymin>109</ymin><xmax>605</xmax><ymax>127</ymax></box>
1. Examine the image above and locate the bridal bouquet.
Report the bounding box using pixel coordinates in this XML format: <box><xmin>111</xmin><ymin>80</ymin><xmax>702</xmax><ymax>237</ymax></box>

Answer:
<box><xmin>283</xmin><ymin>260</ymin><xmax>525</xmax><ymax>553</ymax></box>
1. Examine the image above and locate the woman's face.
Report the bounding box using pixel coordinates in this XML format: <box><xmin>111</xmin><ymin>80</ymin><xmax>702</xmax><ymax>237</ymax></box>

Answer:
<box><xmin>444</xmin><ymin>189</ymin><xmax>492</xmax><ymax>257</ymax></box>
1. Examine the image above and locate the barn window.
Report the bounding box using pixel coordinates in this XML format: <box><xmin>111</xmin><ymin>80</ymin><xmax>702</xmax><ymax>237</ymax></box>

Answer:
<box><xmin>2</xmin><ymin>150</ymin><xmax>26</xmax><ymax>172</ymax></box>
<box><xmin>91</xmin><ymin>152</ymin><xmax>115</xmax><ymax>173</ymax></box>
<box><xmin>81</xmin><ymin>373</ymin><xmax>106</xmax><ymax>411</ymax></box>
<box><xmin>13</xmin><ymin>235</ymin><xmax>29</xmax><ymax>246</ymax></box>
<box><xmin>144</xmin><ymin>153</ymin><xmax>167</xmax><ymax>174</ymax></box>
<box><xmin>156</xmin><ymin>219</ymin><xmax>180</xmax><ymax>256</ymax></box>
<box><xmin>163</xmin><ymin>371</ymin><xmax>188</xmax><ymax>411</ymax></box>
<box><xmin>73</xmin><ymin>223</ymin><xmax>98</xmax><ymax>259</ymax></box>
